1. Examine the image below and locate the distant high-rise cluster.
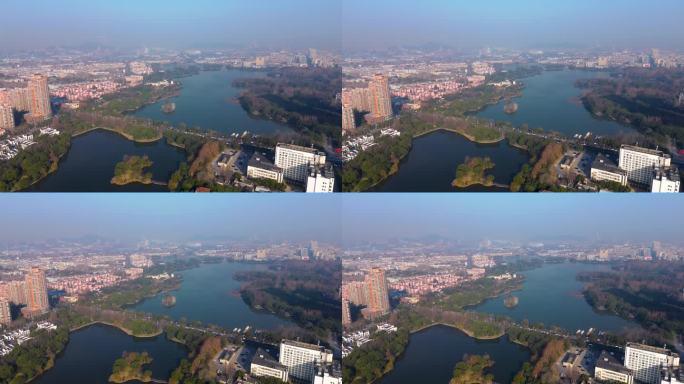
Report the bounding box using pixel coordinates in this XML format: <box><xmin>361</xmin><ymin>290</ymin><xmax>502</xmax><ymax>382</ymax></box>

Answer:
<box><xmin>0</xmin><ymin>74</ymin><xmax>52</xmax><ymax>128</ymax></box>
<box><xmin>341</xmin><ymin>73</ymin><xmax>393</xmax><ymax>130</ymax></box>
<box><xmin>0</xmin><ymin>267</ymin><xmax>50</xmax><ymax>322</ymax></box>
<box><xmin>342</xmin><ymin>267</ymin><xmax>390</xmax><ymax>321</ymax></box>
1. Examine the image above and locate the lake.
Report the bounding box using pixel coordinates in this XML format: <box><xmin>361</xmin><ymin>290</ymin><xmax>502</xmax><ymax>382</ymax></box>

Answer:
<box><xmin>131</xmin><ymin>262</ymin><xmax>294</xmax><ymax>330</ymax></box>
<box><xmin>29</xmin><ymin>129</ymin><xmax>186</xmax><ymax>192</ymax></box>
<box><xmin>133</xmin><ymin>70</ymin><xmax>292</xmax><ymax>135</ymax></box>
<box><xmin>378</xmin><ymin>325</ymin><xmax>530</xmax><ymax>384</ymax></box>
<box><xmin>472</xmin><ymin>262</ymin><xmax>639</xmax><ymax>332</ymax></box>
<box><xmin>476</xmin><ymin>70</ymin><xmax>635</xmax><ymax>136</ymax></box>
<box><xmin>377</xmin><ymin>130</ymin><xmax>529</xmax><ymax>192</ymax></box>
<box><xmin>33</xmin><ymin>323</ymin><xmax>186</xmax><ymax>384</ymax></box>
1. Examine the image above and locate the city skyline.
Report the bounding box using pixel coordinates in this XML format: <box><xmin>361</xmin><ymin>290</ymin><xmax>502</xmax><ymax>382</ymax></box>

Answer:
<box><xmin>343</xmin><ymin>0</ymin><xmax>684</xmax><ymax>52</ymax></box>
<box><xmin>0</xmin><ymin>194</ymin><xmax>342</xmax><ymax>244</ymax></box>
<box><xmin>0</xmin><ymin>0</ymin><xmax>341</xmax><ymax>53</ymax></box>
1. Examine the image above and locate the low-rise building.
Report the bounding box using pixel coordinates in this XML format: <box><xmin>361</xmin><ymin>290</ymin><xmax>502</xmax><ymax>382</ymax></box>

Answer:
<box><xmin>591</xmin><ymin>154</ymin><xmax>628</xmax><ymax>186</ymax></box>
<box><xmin>246</xmin><ymin>154</ymin><xmax>284</xmax><ymax>184</ymax></box>
<box><xmin>250</xmin><ymin>348</ymin><xmax>288</xmax><ymax>383</ymax></box>
<box><xmin>594</xmin><ymin>351</ymin><xmax>633</xmax><ymax>384</ymax></box>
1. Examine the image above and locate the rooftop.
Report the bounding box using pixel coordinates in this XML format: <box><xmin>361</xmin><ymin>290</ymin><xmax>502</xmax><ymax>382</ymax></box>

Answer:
<box><xmin>596</xmin><ymin>351</ymin><xmax>631</xmax><ymax>375</ymax></box>
<box><xmin>248</xmin><ymin>153</ymin><xmax>282</xmax><ymax>173</ymax></box>
<box><xmin>592</xmin><ymin>153</ymin><xmax>627</xmax><ymax>175</ymax></box>
<box><xmin>282</xmin><ymin>339</ymin><xmax>329</xmax><ymax>353</ymax></box>
<box><xmin>653</xmin><ymin>165</ymin><xmax>680</xmax><ymax>182</ymax></box>
<box><xmin>626</xmin><ymin>342</ymin><xmax>676</xmax><ymax>356</ymax></box>
<box><xmin>621</xmin><ymin>145</ymin><xmax>670</xmax><ymax>158</ymax></box>
<box><xmin>276</xmin><ymin>143</ymin><xmax>324</xmax><ymax>155</ymax></box>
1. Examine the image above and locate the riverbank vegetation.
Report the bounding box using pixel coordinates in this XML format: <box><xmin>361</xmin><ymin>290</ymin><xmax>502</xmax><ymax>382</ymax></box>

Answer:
<box><xmin>0</xmin><ymin>130</ymin><xmax>71</xmax><ymax>191</ymax></box>
<box><xmin>509</xmin><ymin>140</ymin><xmax>566</xmax><ymax>192</ymax></box>
<box><xmin>169</xmin><ymin>336</ymin><xmax>223</xmax><ymax>384</ymax></box>
<box><xmin>236</xmin><ymin>260</ymin><xmax>341</xmax><ymax>335</ymax></box>
<box><xmin>450</xmin><ymin>355</ymin><xmax>495</xmax><ymax>384</ymax></box>
<box><xmin>341</xmin><ymin>111</ymin><xmax>511</xmax><ymax>191</ymax></box>
<box><xmin>578</xmin><ymin>261</ymin><xmax>684</xmax><ymax>340</ymax></box>
<box><xmin>452</xmin><ymin>156</ymin><xmax>496</xmax><ymax>188</ymax></box>
<box><xmin>508</xmin><ymin>327</ymin><xmax>567</xmax><ymax>384</ymax></box>
<box><xmin>577</xmin><ymin>68</ymin><xmax>684</xmax><ymax>147</ymax></box>
<box><xmin>111</xmin><ymin>155</ymin><xmax>154</xmax><ymax>185</ymax></box>
<box><xmin>234</xmin><ymin>67</ymin><xmax>342</xmax><ymax>146</ymax></box>
<box><xmin>108</xmin><ymin>351</ymin><xmax>153</xmax><ymax>383</ymax></box>
<box><xmin>83</xmin><ymin>275</ymin><xmax>181</xmax><ymax>310</ymax></box>
<box><xmin>342</xmin><ymin>328</ymin><xmax>409</xmax><ymax>384</ymax></box>
<box><xmin>0</xmin><ymin>327</ymin><xmax>69</xmax><ymax>384</ymax></box>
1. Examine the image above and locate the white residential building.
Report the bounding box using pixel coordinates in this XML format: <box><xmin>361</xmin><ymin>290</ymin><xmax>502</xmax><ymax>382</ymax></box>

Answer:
<box><xmin>275</xmin><ymin>144</ymin><xmax>326</xmax><ymax>183</ymax></box>
<box><xmin>625</xmin><ymin>343</ymin><xmax>680</xmax><ymax>384</ymax></box>
<box><xmin>651</xmin><ymin>166</ymin><xmax>680</xmax><ymax>193</ymax></box>
<box><xmin>306</xmin><ymin>164</ymin><xmax>335</xmax><ymax>193</ymax></box>
<box><xmin>279</xmin><ymin>340</ymin><xmax>332</xmax><ymax>383</ymax></box>
<box><xmin>619</xmin><ymin>145</ymin><xmax>671</xmax><ymax>186</ymax></box>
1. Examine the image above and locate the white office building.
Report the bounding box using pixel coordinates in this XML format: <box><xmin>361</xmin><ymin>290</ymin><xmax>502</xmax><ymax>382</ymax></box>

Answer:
<box><xmin>279</xmin><ymin>340</ymin><xmax>332</xmax><ymax>383</ymax></box>
<box><xmin>275</xmin><ymin>144</ymin><xmax>326</xmax><ymax>183</ymax></box>
<box><xmin>306</xmin><ymin>164</ymin><xmax>335</xmax><ymax>193</ymax></box>
<box><xmin>619</xmin><ymin>145</ymin><xmax>671</xmax><ymax>186</ymax></box>
<box><xmin>651</xmin><ymin>166</ymin><xmax>680</xmax><ymax>193</ymax></box>
<box><xmin>625</xmin><ymin>343</ymin><xmax>680</xmax><ymax>384</ymax></box>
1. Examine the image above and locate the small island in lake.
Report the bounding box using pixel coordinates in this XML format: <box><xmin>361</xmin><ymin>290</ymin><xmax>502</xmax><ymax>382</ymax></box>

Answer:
<box><xmin>108</xmin><ymin>351</ymin><xmax>153</xmax><ymax>383</ymax></box>
<box><xmin>111</xmin><ymin>155</ymin><xmax>154</xmax><ymax>185</ymax></box>
<box><xmin>161</xmin><ymin>102</ymin><xmax>176</xmax><ymax>114</ymax></box>
<box><xmin>504</xmin><ymin>295</ymin><xmax>519</xmax><ymax>308</ymax></box>
<box><xmin>162</xmin><ymin>294</ymin><xmax>176</xmax><ymax>307</ymax></box>
<box><xmin>504</xmin><ymin>101</ymin><xmax>518</xmax><ymax>114</ymax></box>
<box><xmin>452</xmin><ymin>157</ymin><xmax>495</xmax><ymax>188</ymax></box>
<box><xmin>450</xmin><ymin>354</ymin><xmax>495</xmax><ymax>384</ymax></box>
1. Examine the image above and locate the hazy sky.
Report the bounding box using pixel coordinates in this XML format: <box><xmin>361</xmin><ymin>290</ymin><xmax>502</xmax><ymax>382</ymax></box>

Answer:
<box><xmin>0</xmin><ymin>0</ymin><xmax>340</xmax><ymax>52</ymax></box>
<box><xmin>0</xmin><ymin>194</ymin><xmax>341</xmax><ymax>244</ymax></box>
<box><xmin>343</xmin><ymin>0</ymin><xmax>684</xmax><ymax>52</ymax></box>
<box><xmin>341</xmin><ymin>194</ymin><xmax>683</xmax><ymax>244</ymax></box>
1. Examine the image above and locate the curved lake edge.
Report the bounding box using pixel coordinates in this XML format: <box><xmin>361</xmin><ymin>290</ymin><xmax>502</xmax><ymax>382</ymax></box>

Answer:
<box><xmin>375</xmin><ymin>129</ymin><xmax>530</xmax><ymax>192</ymax></box>
<box><xmin>22</xmin><ymin>127</ymin><xmax>184</xmax><ymax>191</ymax></box>
<box><xmin>28</xmin><ymin>322</ymin><xmax>189</xmax><ymax>384</ymax></box>
<box><xmin>374</xmin><ymin>324</ymin><xmax>529</xmax><ymax>384</ymax></box>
